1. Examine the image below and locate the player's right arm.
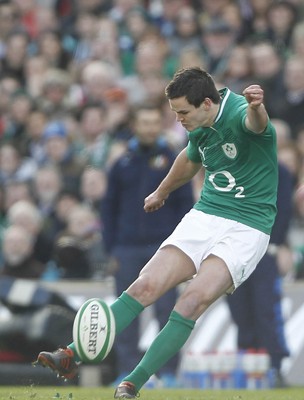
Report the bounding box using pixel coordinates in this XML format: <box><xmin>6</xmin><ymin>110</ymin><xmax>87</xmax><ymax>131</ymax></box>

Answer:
<box><xmin>144</xmin><ymin>148</ymin><xmax>201</xmax><ymax>212</ymax></box>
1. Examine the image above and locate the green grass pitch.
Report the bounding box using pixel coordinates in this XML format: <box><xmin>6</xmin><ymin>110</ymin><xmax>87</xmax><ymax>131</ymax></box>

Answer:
<box><xmin>0</xmin><ymin>387</ymin><xmax>303</xmax><ymax>400</ymax></box>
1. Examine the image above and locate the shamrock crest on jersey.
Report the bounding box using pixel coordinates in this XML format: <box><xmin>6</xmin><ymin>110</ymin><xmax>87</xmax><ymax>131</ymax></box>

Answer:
<box><xmin>222</xmin><ymin>143</ymin><xmax>237</xmax><ymax>159</ymax></box>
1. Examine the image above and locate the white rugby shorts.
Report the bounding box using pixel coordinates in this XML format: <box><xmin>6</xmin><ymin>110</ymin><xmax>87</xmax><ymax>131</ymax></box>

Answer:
<box><xmin>160</xmin><ymin>209</ymin><xmax>270</xmax><ymax>289</ymax></box>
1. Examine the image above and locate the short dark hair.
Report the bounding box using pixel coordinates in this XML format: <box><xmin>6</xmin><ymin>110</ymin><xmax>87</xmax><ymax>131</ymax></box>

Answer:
<box><xmin>165</xmin><ymin>67</ymin><xmax>220</xmax><ymax>107</ymax></box>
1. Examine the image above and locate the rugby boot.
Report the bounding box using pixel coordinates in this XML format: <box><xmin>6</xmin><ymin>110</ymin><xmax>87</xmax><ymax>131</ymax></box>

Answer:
<box><xmin>114</xmin><ymin>381</ymin><xmax>139</xmax><ymax>398</ymax></box>
<box><xmin>32</xmin><ymin>347</ymin><xmax>78</xmax><ymax>379</ymax></box>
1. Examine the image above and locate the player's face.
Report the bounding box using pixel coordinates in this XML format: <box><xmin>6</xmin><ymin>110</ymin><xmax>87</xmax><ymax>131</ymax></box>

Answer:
<box><xmin>168</xmin><ymin>96</ymin><xmax>213</xmax><ymax>131</ymax></box>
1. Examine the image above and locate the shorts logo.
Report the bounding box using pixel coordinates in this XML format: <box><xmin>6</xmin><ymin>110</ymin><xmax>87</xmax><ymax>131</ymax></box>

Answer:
<box><xmin>222</xmin><ymin>143</ymin><xmax>237</xmax><ymax>159</ymax></box>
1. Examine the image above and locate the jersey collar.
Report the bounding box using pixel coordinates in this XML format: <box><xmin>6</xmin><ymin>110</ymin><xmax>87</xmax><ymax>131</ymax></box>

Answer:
<box><xmin>213</xmin><ymin>88</ymin><xmax>231</xmax><ymax>124</ymax></box>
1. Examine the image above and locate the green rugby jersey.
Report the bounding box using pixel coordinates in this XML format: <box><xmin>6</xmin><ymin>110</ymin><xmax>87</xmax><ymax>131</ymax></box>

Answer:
<box><xmin>186</xmin><ymin>88</ymin><xmax>278</xmax><ymax>235</ymax></box>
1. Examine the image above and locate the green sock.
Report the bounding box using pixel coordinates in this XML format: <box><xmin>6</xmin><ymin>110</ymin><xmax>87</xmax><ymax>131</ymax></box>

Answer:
<box><xmin>68</xmin><ymin>292</ymin><xmax>144</xmax><ymax>362</ymax></box>
<box><xmin>111</xmin><ymin>291</ymin><xmax>145</xmax><ymax>334</ymax></box>
<box><xmin>124</xmin><ymin>310</ymin><xmax>195</xmax><ymax>391</ymax></box>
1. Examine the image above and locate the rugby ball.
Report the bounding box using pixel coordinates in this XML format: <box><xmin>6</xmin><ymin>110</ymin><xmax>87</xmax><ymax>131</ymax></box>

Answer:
<box><xmin>73</xmin><ymin>298</ymin><xmax>115</xmax><ymax>364</ymax></box>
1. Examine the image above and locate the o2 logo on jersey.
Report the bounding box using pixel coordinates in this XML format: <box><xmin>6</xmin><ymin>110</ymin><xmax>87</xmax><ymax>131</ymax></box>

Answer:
<box><xmin>208</xmin><ymin>170</ymin><xmax>245</xmax><ymax>198</ymax></box>
<box><xmin>222</xmin><ymin>143</ymin><xmax>237</xmax><ymax>159</ymax></box>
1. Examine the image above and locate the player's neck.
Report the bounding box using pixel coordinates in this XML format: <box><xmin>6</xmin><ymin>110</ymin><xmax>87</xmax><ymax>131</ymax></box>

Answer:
<box><xmin>208</xmin><ymin>103</ymin><xmax>220</xmax><ymax>127</ymax></box>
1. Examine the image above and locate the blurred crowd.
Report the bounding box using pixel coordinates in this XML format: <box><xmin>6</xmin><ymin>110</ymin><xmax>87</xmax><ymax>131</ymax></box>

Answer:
<box><xmin>0</xmin><ymin>0</ymin><xmax>304</xmax><ymax>281</ymax></box>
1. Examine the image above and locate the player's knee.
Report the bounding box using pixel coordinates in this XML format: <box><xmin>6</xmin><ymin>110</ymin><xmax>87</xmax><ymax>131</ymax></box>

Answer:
<box><xmin>176</xmin><ymin>291</ymin><xmax>214</xmax><ymax>320</ymax></box>
<box><xmin>127</xmin><ymin>274</ymin><xmax>159</xmax><ymax>306</ymax></box>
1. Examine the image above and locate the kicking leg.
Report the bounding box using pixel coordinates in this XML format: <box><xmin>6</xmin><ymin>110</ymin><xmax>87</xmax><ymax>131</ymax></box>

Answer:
<box><xmin>34</xmin><ymin>245</ymin><xmax>194</xmax><ymax>380</ymax></box>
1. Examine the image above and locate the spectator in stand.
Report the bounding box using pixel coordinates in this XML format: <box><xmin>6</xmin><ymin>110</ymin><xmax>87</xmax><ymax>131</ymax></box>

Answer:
<box><xmin>0</xmin><ymin>31</ymin><xmax>30</xmax><ymax>86</ymax></box>
<box><xmin>92</xmin><ymin>15</ymin><xmax>122</xmax><ymax>75</ymax></box>
<box><xmin>33</xmin><ymin>165</ymin><xmax>62</xmax><ymax>216</ymax></box>
<box><xmin>1</xmin><ymin>91</ymin><xmax>34</xmax><ymax>152</ymax></box>
<box><xmin>150</xmin><ymin>0</ymin><xmax>189</xmax><ymax>39</ymax></box>
<box><xmin>0</xmin><ymin>76</ymin><xmax>21</xmax><ymax>136</ymax></box>
<box><xmin>52</xmin><ymin>189</ymin><xmax>82</xmax><ymax>235</ymax></box>
<box><xmin>76</xmin><ymin>102</ymin><xmax>108</xmax><ymax>168</ymax></box>
<box><xmin>38</xmin><ymin>68</ymin><xmax>74</xmax><ymax>118</ymax></box>
<box><xmin>1</xmin><ymin>185</ymin><xmax>35</xmax><ymax>269</ymax></box>
<box><xmin>24</xmin><ymin>55</ymin><xmax>48</xmax><ymax>99</ymax></box>
<box><xmin>0</xmin><ymin>143</ymin><xmax>37</xmax><ymax>186</ymax></box>
<box><xmin>12</xmin><ymin>0</ymin><xmax>40</xmax><ymax>39</ymax></box>
<box><xmin>80</xmin><ymin>167</ymin><xmax>107</xmax><ymax>216</ymax></box>
<box><xmin>32</xmin><ymin>165</ymin><xmax>64</xmax><ymax>243</ymax></box>
<box><xmin>265</xmin><ymin>1</ymin><xmax>298</xmax><ymax>58</ymax></box>
<box><xmin>6</xmin><ymin>199</ymin><xmax>54</xmax><ymax>267</ymax></box>
<box><xmin>41</xmin><ymin>120</ymin><xmax>85</xmax><ymax>195</ymax></box>
<box><xmin>222</xmin><ymin>44</ymin><xmax>253</xmax><ymax>94</ymax></box>
<box><xmin>71</xmin><ymin>11</ymin><xmax>99</xmax><ymax>66</ymax></box>
<box><xmin>22</xmin><ymin>109</ymin><xmax>48</xmax><ymax>164</ymax></box>
<box><xmin>166</xmin><ymin>5</ymin><xmax>201</xmax><ymax>58</ymax></box>
<box><xmin>54</xmin><ymin>204</ymin><xmax>109</xmax><ymax>279</ymax></box>
<box><xmin>35</xmin><ymin>29</ymin><xmax>72</xmax><ymax>71</ymax></box>
<box><xmin>77</xmin><ymin>103</ymin><xmax>126</xmax><ymax>170</ymax></box>
<box><xmin>220</xmin><ymin>1</ymin><xmax>249</xmax><ymax>44</ymax></box>
<box><xmin>80</xmin><ymin>60</ymin><xmax>122</xmax><ymax>105</ymax></box>
<box><xmin>195</xmin><ymin>0</ymin><xmax>245</xmax><ymax>43</ymax></box>
<box><xmin>116</xmin><ymin>6</ymin><xmax>153</xmax><ymax>76</ymax></box>
<box><xmin>35</xmin><ymin>6</ymin><xmax>59</xmax><ymax>35</ymax></box>
<box><xmin>290</xmin><ymin>21</ymin><xmax>304</xmax><ymax>57</ymax></box>
<box><xmin>245</xmin><ymin>0</ymin><xmax>274</xmax><ymax>40</ymax></box>
<box><xmin>102</xmin><ymin>104</ymin><xmax>194</xmax><ymax>387</ymax></box>
<box><xmin>200</xmin><ymin>18</ymin><xmax>238</xmax><ymax>82</ymax></box>
<box><xmin>103</xmin><ymin>87</ymin><xmax>133</xmax><ymax>142</ymax></box>
<box><xmin>0</xmin><ymin>225</ymin><xmax>45</xmax><ymax>279</ymax></box>
<box><xmin>277</xmin><ymin>55</ymin><xmax>304</xmax><ymax>135</ymax></box>
<box><xmin>249</xmin><ymin>41</ymin><xmax>285</xmax><ymax>118</ymax></box>
<box><xmin>14</xmin><ymin>3</ymin><xmax>60</xmax><ymax>42</ymax></box>
<box><xmin>120</xmin><ymin>33</ymin><xmax>176</xmax><ymax>105</ymax></box>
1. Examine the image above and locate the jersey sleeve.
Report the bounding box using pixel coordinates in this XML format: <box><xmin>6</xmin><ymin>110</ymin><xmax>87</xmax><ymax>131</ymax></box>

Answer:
<box><xmin>186</xmin><ymin>140</ymin><xmax>201</xmax><ymax>163</ymax></box>
<box><xmin>238</xmin><ymin>104</ymin><xmax>275</xmax><ymax>138</ymax></box>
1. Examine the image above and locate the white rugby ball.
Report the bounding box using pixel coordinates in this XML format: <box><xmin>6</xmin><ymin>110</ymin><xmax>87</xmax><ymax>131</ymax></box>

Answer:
<box><xmin>73</xmin><ymin>298</ymin><xmax>115</xmax><ymax>364</ymax></box>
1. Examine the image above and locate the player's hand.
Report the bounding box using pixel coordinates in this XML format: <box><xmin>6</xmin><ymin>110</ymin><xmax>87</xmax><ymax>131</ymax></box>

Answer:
<box><xmin>243</xmin><ymin>85</ymin><xmax>264</xmax><ymax>108</ymax></box>
<box><xmin>144</xmin><ymin>190</ymin><xmax>168</xmax><ymax>213</ymax></box>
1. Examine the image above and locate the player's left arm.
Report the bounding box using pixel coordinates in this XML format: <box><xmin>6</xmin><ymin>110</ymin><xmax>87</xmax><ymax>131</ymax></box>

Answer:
<box><xmin>243</xmin><ymin>84</ymin><xmax>269</xmax><ymax>134</ymax></box>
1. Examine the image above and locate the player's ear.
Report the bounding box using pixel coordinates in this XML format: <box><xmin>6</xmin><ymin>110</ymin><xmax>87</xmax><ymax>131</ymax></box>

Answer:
<box><xmin>202</xmin><ymin>97</ymin><xmax>212</xmax><ymax>109</ymax></box>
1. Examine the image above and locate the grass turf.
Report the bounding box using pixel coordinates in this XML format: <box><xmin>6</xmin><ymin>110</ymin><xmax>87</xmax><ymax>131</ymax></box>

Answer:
<box><xmin>0</xmin><ymin>387</ymin><xmax>303</xmax><ymax>400</ymax></box>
